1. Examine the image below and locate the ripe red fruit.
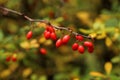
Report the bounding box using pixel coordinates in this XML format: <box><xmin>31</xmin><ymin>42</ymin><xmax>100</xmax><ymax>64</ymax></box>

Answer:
<box><xmin>78</xmin><ymin>45</ymin><xmax>85</xmax><ymax>54</ymax></box>
<box><xmin>56</xmin><ymin>39</ymin><xmax>63</xmax><ymax>48</ymax></box>
<box><xmin>40</xmin><ymin>48</ymin><xmax>47</xmax><ymax>55</ymax></box>
<box><xmin>72</xmin><ymin>43</ymin><xmax>79</xmax><ymax>51</ymax></box>
<box><xmin>44</xmin><ymin>30</ymin><xmax>51</xmax><ymax>39</ymax></box>
<box><xmin>26</xmin><ymin>31</ymin><xmax>33</xmax><ymax>39</ymax></box>
<box><xmin>12</xmin><ymin>54</ymin><xmax>17</xmax><ymax>62</ymax></box>
<box><xmin>46</xmin><ymin>26</ymin><xmax>55</xmax><ymax>33</ymax></box>
<box><xmin>88</xmin><ymin>47</ymin><xmax>94</xmax><ymax>53</ymax></box>
<box><xmin>62</xmin><ymin>35</ymin><xmax>70</xmax><ymax>44</ymax></box>
<box><xmin>75</xmin><ymin>35</ymin><xmax>84</xmax><ymax>41</ymax></box>
<box><xmin>50</xmin><ymin>32</ymin><xmax>57</xmax><ymax>41</ymax></box>
<box><xmin>84</xmin><ymin>41</ymin><xmax>93</xmax><ymax>48</ymax></box>
<box><xmin>12</xmin><ymin>57</ymin><xmax>17</xmax><ymax>62</ymax></box>
<box><xmin>6</xmin><ymin>56</ymin><xmax>11</xmax><ymax>62</ymax></box>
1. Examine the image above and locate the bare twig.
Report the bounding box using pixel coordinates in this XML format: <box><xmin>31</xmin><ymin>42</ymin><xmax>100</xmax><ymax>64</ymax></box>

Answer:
<box><xmin>0</xmin><ymin>6</ymin><xmax>91</xmax><ymax>39</ymax></box>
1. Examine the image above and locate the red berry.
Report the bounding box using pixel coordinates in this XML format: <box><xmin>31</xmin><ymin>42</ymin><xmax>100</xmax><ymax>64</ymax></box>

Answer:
<box><xmin>12</xmin><ymin>57</ymin><xmax>17</xmax><ymax>62</ymax></box>
<box><xmin>6</xmin><ymin>56</ymin><xmax>11</xmax><ymax>62</ymax></box>
<box><xmin>12</xmin><ymin>54</ymin><xmax>17</xmax><ymax>62</ymax></box>
<box><xmin>46</xmin><ymin>26</ymin><xmax>55</xmax><ymax>33</ymax></box>
<box><xmin>44</xmin><ymin>30</ymin><xmax>51</xmax><ymax>39</ymax></box>
<box><xmin>40</xmin><ymin>48</ymin><xmax>47</xmax><ymax>55</ymax></box>
<box><xmin>62</xmin><ymin>35</ymin><xmax>70</xmax><ymax>44</ymax></box>
<box><xmin>88</xmin><ymin>47</ymin><xmax>94</xmax><ymax>53</ymax></box>
<box><xmin>26</xmin><ymin>31</ymin><xmax>33</xmax><ymax>39</ymax></box>
<box><xmin>56</xmin><ymin>39</ymin><xmax>63</xmax><ymax>48</ymax></box>
<box><xmin>72</xmin><ymin>43</ymin><xmax>79</xmax><ymax>51</ymax></box>
<box><xmin>78</xmin><ymin>45</ymin><xmax>85</xmax><ymax>54</ymax></box>
<box><xmin>50</xmin><ymin>32</ymin><xmax>57</xmax><ymax>41</ymax></box>
<box><xmin>75</xmin><ymin>35</ymin><xmax>84</xmax><ymax>41</ymax></box>
<box><xmin>84</xmin><ymin>41</ymin><xmax>93</xmax><ymax>48</ymax></box>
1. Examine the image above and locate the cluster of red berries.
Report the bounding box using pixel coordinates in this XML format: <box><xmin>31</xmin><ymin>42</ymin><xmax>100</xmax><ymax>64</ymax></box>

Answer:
<box><xmin>72</xmin><ymin>41</ymin><xmax>94</xmax><ymax>54</ymax></box>
<box><xmin>6</xmin><ymin>54</ymin><xmax>17</xmax><ymax>62</ymax></box>
<box><xmin>26</xmin><ymin>25</ymin><xmax>94</xmax><ymax>54</ymax></box>
<box><xmin>43</xmin><ymin>25</ymin><xmax>57</xmax><ymax>40</ymax></box>
<box><xmin>55</xmin><ymin>35</ymin><xmax>70</xmax><ymax>47</ymax></box>
<box><xmin>71</xmin><ymin>35</ymin><xmax>94</xmax><ymax>54</ymax></box>
<box><xmin>55</xmin><ymin>34</ymin><xmax>94</xmax><ymax>54</ymax></box>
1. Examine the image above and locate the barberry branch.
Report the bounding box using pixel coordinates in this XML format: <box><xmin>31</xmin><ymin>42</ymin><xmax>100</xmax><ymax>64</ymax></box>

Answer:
<box><xmin>0</xmin><ymin>6</ymin><xmax>91</xmax><ymax>39</ymax></box>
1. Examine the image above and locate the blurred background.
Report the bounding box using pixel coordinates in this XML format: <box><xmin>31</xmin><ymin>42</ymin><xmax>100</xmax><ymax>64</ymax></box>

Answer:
<box><xmin>0</xmin><ymin>0</ymin><xmax>120</xmax><ymax>80</ymax></box>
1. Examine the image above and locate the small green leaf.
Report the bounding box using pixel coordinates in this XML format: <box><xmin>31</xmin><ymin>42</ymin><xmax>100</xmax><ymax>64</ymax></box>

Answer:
<box><xmin>31</xmin><ymin>74</ymin><xmax>37</xmax><ymax>80</ymax></box>
<box><xmin>111</xmin><ymin>56</ymin><xmax>120</xmax><ymax>63</ymax></box>
<box><xmin>55</xmin><ymin>17</ymin><xmax>64</xmax><ymax>23</ymax></box>
<box><xmin>39</xmin><ymin>75</ymin><xmax>47</xmax><ymax>80</ymax></box>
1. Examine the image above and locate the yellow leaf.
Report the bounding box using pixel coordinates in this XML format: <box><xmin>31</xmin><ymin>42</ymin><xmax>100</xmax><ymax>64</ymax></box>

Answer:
<box><xmin>37</xmin><ymin>22</ymin><xmax>46</xmax><ymax>28</ymax></box>
<box><xmin>30</xmin><ymin>39</ymin><xmax>39</xmax><ymax>48</ymax></box>
<box><xmin>12</xmin><ymin>53</ymin><xmax>17</xmax><ymax>58</ymax></box>
<box><xmin>20</xmin><ymin>39</ymin><xmax>39</xmax><ymax>49</ymax></box>
<box><xmin>44</xmin><ymin>40</ymin><xmax>52</xmax><ymax>46</ymax></box>
<box><xmin>71</xmin><ymin>77</ymin><xmax>80</xmax><ymax>80</ymax></box>
<box><xmin>0</xmin><ymin>69</ymin><xmax>12</xmax><ymax>78</ymax></box>
<box><xmin>90</xmin><ymin>72</ymin><xmax>106</xmax><ymax>78</ymax></box>
<box><xmin>112</xmin><ymin>33</ymin><xmax>119</xmax><ymax>41</ymax></box>
<box><xmin>89</xmin><ymin>33</ymin><xmax>97</xmax><ymax>39</ymax></box>
<box><xmin>96</xmin><ymin>32</ymin><xmax>106</xmax><ymax>39</ymax></box>
<box><xmin>114</xmin><ymin>28</ymin><xmax>119</xmax><ymax>32</ymax></box>
<box><xmin>39</xmin><ymin>37</ymin><xmax>46</xmax><ymax>43</ymax></box>
<box><xmin>20</xmin><ymin>41</ymin><xmax>30</xmax><ymax>49</ymax></box>
<box><xmin>104</xmin><ymin>62</ymin><xmax>112</xmax><ymax>75</ymax></box>
<box><xmin>73</xmin><ymin>78</ymin><xmax>79</xmax><ymax>80</ymax></box>
<box><xmin>105</xmin><ymin>37</ymin><xmax>112</xmax><ymax>47</ymax></box>
<box><xmin>30</xmin><ymin>39</ymin><xmax>37</xmax><ymax>44</ymax></box>
<box><xmin>76</xmin><ymin>12</ymin><xmax>91</xmax><ymax>25</ymax></box>
<box><xmin>22</xmin><ymin>68</ymin><xmax>32</xmax><ymax>78</ymax></box>
<box><xmin>30</xmin><ymin>43</ymin><xmax>39</xmax><ymax>48</ymax></box>
<box><xmin>9</xmin><ymin>63</ymin><xmax>18</xmax><ymax>72</ymax></box>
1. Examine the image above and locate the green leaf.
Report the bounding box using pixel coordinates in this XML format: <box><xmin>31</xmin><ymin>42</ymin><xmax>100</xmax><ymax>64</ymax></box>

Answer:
<box><xmin>105</xmin><ymin>18</ymin><xmax>118</xmax><ymax>27</ymax></box>
<box><xmin>55</xmin><ymin>17</ymin><xmax>64</xmax><ymax>23</ymax></box>
<box><xmin>39</xmin><ymin>75</ymin><xmax>47</xmax><ymax>80</ymax></box>
<box><xmin>79</xmin><ymin>29</ymin><xmax>93</xmax><ymax>34</ymax></box>
<box><xmin>0</xmin><ymin>50</ymin><xmax>5</xmax><ymax>60</ymax></box>
<box><xmin>31</xmin><ymin>74</ymin><xmax>38</xmax><ymax>80</ymax></box>
<box><xmin>0</xmin><ymin>30</ymin><xmax>4</xmax><ymax>42</ymax></box>
<box><xmin>71</xmin><ymin>68</ymin><xmax>80</xmax><ymax>76</ymax></box>
<box><xmin>54</xmin><ymin>73</ymin><xmax>69</xmax><ymax>80</ymax></box>
<box><xmin>110</xmin><ymin>74</ymin><xmax>120</xmax><ymax>80</ymax></box>
<box><xmin>111</xmin><ymin>56</ymin><xmax>120</xmax><ymax>63</ymax></box>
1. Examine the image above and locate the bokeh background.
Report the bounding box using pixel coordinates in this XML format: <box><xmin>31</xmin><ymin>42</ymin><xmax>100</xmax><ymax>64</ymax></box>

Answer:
<box><xmin>0</xmin><ymin>0</ymin><xmax>120</xmax><ymax>80</ymax></box>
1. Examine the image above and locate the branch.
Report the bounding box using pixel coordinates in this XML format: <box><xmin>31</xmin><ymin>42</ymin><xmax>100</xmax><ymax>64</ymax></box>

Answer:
<box><xmin>0</xmin><ymin>6</ymin><xmax>91</xmax><ymax>39</ymax></box>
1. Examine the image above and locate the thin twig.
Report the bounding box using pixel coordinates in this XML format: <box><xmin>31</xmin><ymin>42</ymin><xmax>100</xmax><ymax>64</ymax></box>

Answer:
<box><xmin>0</xmin><ymin>6</ymin><xmax>91</xmax><ymax>39</ymax></box>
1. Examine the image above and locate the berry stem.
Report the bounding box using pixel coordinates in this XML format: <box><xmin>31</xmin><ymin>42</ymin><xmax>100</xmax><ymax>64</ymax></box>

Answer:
<box><xmin>0</xmin><ymin>6</ymin><xmax>91</xmax><ymax>39</ymax></box>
